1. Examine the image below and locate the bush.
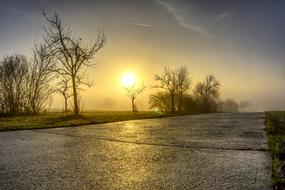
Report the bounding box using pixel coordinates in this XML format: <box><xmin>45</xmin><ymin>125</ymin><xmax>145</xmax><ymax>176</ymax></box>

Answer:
<box><xmin>265</xmin><ymin>111</ymin><xmax>285</xmax><ymax>189</ymax></box>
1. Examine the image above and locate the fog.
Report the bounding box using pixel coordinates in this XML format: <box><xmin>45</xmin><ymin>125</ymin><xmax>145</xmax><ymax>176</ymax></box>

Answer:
<box><xmin>0</xmin><ymin>0</ymin><xmax>285</xmax><ymax>111</ymax></box>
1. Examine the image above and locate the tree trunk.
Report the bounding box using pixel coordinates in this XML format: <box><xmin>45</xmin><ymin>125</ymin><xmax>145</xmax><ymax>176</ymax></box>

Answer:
<box><xmin>170</xmin><ymin>93</ymin><xmax>175</xmax><ymax>113</ymax></box>
<box><xmin>204</xmin><ymin>98</ymin><xmax>208</xmax><ymax>113</ymax></box>
<box><xmin>204</xmin><ymin>89</ymin><xmax>209</xmax><ymax>112</ymax></box>
<box><xmin>64</xmin><ymin>97</ymin><xmax>68</xmax><ymax>113</ymax></box>
<box><xmin>71</xmin><ymin>76</ymin><xmax>79</xmax><ymax>116</ymax></box>
<box><xmin>131</xmin><ymin>98</ymin><xmax>135</xmax><ymax>113</ymax></box>
<box><xmin>178</xmin><ymin>93</ymin><xmax>182</xmax><ymax>112</ymax></box>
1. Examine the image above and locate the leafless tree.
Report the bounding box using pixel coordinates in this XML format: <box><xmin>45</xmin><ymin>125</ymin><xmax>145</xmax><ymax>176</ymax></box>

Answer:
<box><xmin>28</xmin><ymin>43</ymin><xmax>56</xmax><ymax>113</ymax></box>
<box><xmin>154</xmin><ymin>67</ymin><xmax>178</xmax><ymax>113</ymax></box>
<box><xmin>123</xmin><ymin>83</ymin><xmax>146</xmax><ymax>112</ymax></box>
<box><xmin>57</xmin><ymin>77</ymin><xmax>72</xmax><ymax>112</ymax></box>
<box><xmin>0</xmin><ymin>55</ymin><xmax>29</xmax><ymax>114</ymax></box>
<box><xmin>176</xmin><ymin>66</ymin><xmax>191</xmax><ymax>112</ymax></box>
<box><xmin>194</xmin><ymin>75</ymin><xmax>220</xmax><ymax>112</ymax></box>
<box><xmin>154</xmin><ymin>66</ymin><xmax>191</xmax><ymax>113</ymax></box>
<box><xmin>42</xmin><ymin>11</ymin><xmax>105</xmax><ymax>116</ymax></box>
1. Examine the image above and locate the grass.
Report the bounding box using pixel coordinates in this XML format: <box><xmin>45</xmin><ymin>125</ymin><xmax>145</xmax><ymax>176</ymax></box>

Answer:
<box><xmin>265</xmin><ymin>111</ymin><xmax>285</xmax><ymax>189</ymax></box>
<box><xmin>0</xmin><ymin>111</ymin><xmax>189</xmax><ymax>131</ymax></box>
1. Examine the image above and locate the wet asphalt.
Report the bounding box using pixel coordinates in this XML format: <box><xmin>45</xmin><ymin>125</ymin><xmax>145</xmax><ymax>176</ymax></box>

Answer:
<box><xmin>0</xmin><ymin>113</ymin><xmax>272</xmax><ymax>190</ymax></box>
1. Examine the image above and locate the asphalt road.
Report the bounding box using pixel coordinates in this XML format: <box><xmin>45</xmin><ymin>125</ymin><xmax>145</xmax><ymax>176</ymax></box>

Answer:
<box><xmin>0</xmin><ymin>113</ymin><xmax>272</xmax><ymax>190</ymax></box>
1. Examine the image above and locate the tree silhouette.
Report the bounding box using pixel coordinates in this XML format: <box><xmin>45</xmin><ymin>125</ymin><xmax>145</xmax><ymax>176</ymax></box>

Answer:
<box><xmin>176</xmin><ymin>66</ymin><xmax>191</xmax><ymax>112</ymax></box>
<box><xmin>195</xmin><ymin>75</ymin><xmax>220</xmax><ymax>112</ymax></box>
<box><xmin>0</xmin><ymin>55</ymin><xmax>29</xmax><ymax>114</ymax></box>
<box><xmin>154</xmin><ymin>67</ymin><xmax>178</xmax><ymax>113</ymax></box>
<box><xmin>28</xmin><ymin>43</ymin><xmax>56</xmax><ymax>113</ymax></box>
<box><xmin>123</xmin><ymin>83</ymin><xmax>146</xmax><ymax>112</ymax></box>
<box><xmin>57</xmin><ymin>77</ymin><xmax>72</xmax><ymax>113</ymax></box>
<box><xmin>42</xmin><ymin>11</ymin><xmax>105</xmax><ymax>116</ymax></box>
<box><xmin>154</xmin><ymin>66</ymin><xmax>191</xmax><ymax>113</ymax></box>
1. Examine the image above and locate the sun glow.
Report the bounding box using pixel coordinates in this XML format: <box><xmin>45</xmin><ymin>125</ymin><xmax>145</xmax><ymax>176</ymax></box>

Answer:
<box><xmin>122</xmin><ymin>73</ymin><xmax>136</xmax><ymax>87</ymax></box>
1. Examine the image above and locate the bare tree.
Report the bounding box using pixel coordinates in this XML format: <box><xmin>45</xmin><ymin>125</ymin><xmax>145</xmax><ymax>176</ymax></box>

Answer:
<box><xmin>0</xmin><ymin>55</ymin><xmax>29</xmax><ymax>114</ymax></box>
<box><xmin>154</xmin><ymin>66</ymin><xmax>191</xmax><ymax>113</ymax></box>
<box><xmin>154</xmin><ymin>67</ymin><xmax>178</xmax><ymax>113</ymax></box>
<box><xmin>57</xmin><ymin>77</ymin><xmax>72</xmax><ymax>112</ymax></box>
<box><xmin>28</xmin><ymin>43</ymin><xmax>56</xmax><ymax>113</ymax></box>
<box><xmin>123</xmin><ymin>83</ymin><xmax>146</xmax><ymax>112</ymax></box>
<box><xmin>42</xmin><ymin>11</ymin><xmax>105</xmax><ymax>116</ymax></box>
<box><xmin>176</xmin><ymin>66</ymin><xmax>191</xmax><ymax>112</ymax></box>
<box><xmin>194</xmin><ymin>75</ymin><xmax>220</xmax><ymax>112</ymax></box>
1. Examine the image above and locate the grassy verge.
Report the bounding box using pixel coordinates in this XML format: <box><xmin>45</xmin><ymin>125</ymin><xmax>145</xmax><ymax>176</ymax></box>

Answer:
<box><xmin>265</xmin><ymin>111</ymin><xmax>285</xmax><ymax>189</ymax></box>
<box><xmin>0</xmin><ymin>111</ymin><xmax>194</xmax><ymax>131</ymax></box>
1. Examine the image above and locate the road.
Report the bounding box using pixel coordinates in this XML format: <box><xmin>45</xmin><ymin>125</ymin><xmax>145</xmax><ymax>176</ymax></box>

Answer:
<box><xmin>0</xmin><ymin>113</ymin><xmax>272</xmax><ymax>190</ymax></box>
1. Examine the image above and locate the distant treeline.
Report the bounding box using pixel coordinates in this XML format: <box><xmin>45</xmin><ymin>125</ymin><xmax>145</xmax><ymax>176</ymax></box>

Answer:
<box><xmin>149</xmin><ymin>66</ymin><xmax>249</xmax><ymax>113</ymax></box>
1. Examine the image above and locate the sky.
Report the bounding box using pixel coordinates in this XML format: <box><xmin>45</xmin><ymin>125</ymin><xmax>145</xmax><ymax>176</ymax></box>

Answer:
<box><xmin>0</xmin><ymin>0</ymin><xmax>285</xmax><ymax>111</ymax></box>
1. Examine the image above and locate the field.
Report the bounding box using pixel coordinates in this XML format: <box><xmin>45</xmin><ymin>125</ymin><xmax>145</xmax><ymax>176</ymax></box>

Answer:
<box><xmin>265</xmin><ymin>111</ymin><xmax>285</xmax><ymax>189</ymax></box>
<box><xmin>0</xmin><ymin>111</ymin><xmax>181</xmax><ymax>131</ymax></box>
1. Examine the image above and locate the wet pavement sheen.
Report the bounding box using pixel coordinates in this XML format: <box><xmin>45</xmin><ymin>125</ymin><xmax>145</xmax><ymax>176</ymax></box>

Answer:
<box><xmin>0</xmin><ymin>113</ymin><xmax>272</xmax><ymax>189</ymax></box>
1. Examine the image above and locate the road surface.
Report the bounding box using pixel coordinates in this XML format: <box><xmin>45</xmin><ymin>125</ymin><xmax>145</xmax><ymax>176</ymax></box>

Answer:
<box><xmin>0</xmin><ymin>113</ymin><xmax>272</xmax><ymax>189</ymax></box>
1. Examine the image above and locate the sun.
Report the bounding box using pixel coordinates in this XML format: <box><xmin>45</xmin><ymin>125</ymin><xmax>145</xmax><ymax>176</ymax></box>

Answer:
<box><xmin>122</xmin><ymin>73</ymin><xmax>136</xmax><ymax>87</ymax></box>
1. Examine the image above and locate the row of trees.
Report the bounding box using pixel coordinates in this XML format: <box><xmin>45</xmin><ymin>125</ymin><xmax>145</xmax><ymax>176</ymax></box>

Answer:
<box><xmin>122</xmin><ymin>66</ymin><xmax>223</xmax><ymax>113</ymax></box>
<box><xmin>146</xmin><ymin>66</ymin><xmax>249</xmax><ymax>113</ymax></box>
<box><xmin>148</xmin><ymin>66</ymin><xmax>220</xmax><ymax>113</ymax></box>
<box><xmin>0</xmin><ymin>12</ymin><xmax>105</xmax><ymax>116</ymax></box>
<box><xmin>121</xmin><ymin>65</ymin><xmax>250</xmax><ymax>113</ymax></box>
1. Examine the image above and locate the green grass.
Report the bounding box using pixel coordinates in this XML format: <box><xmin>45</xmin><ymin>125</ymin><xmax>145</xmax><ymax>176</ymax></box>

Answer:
<box><xmin>265</xmin><ymin>111</ymin><xmax>285</xmax><ymax>189</ymax></box>
<box><xmin>0</xmin><ymin>111</ymin><xmax>188</xmax><ymax>131</ymax></box>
